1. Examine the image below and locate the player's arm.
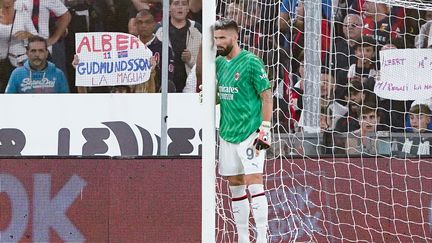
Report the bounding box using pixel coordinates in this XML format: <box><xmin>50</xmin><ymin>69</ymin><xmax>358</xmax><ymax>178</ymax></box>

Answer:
<box><xmin>254</xmin><ymin>88</ymin><xmax>272</xmax><ymax>150</ymax></box>
<box><xmin>260</xmin><ymin>89</ymin><xmax>272</xmax><ymax>123</ymax></box>
<box><xmin>251</xmin><ymin>55</ymin><xmax>272</xmax><ymax>150</ymax></box>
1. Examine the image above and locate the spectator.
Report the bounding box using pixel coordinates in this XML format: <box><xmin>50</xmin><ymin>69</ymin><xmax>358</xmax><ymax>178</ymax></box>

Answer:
<box><xmin>188</xmin><ymin>0</ymin><xmax>202</xmax><ymax>25</ymax></box>
<box><xmin>134</xmin><ymin>9</ymin><xmax>175</xmax><ymax>92</ymax></box>
<box><xmin>155</xmin><ymin>0</ymin><xmax>201</xmax><ymax>92</ymax></box>
<box><xmin>64</xmin><ymin>0</ymin><xmax>104</xmax><ymax>93</ymax></box>
<box><xmin>280</xmin><ymin>0</ymin><xmax>332</xmax><ymax>27</ymax></box>
<box><xmin>334</xmin><ymin>80</ymin><xmax>365</xmax><ymax>132</ymax></box>
<box><xmin>281</xmin><ymin>0</ymin><xmax>331</xmax><ymax>64</ymax></box>
<box><xmin>225</xmin><ymin>1</ymin><xmax>243</xmax><ymax>25</ymax></box>
<box><xmin>15</xmin><ymin>0</ymin><xmax>71</xmax><ymax>52</ymax></box>
<box><xmin>408</xmin><ymin>103</ymin><xmax>432</xmax><ymax>133</ymax></box>
<box><xmin>334</xmin><ymin>0</ymin><xmax>365</xmax><ymax>22</ymax></box>
<box><xmin>128</xmin><ymin>0</ymin><xmax>163</xmax><ymax>35</ymax></box>
<box><xmin>296</xmin><ymin>67</ymin><xmax>332</xmax><ymax>131</ymax></box>
<box><xmin>14</xmin><ymin>0</ymin><xmax>72</xmax><ymax>82</ymax></box>
<box><xmin>183</xmin><ymin>43</ymin><xmax>201</xmax><ymax>93</ymax></box>
<box><xmin>332</xmin><ymin>13</ymin><xmax>362</xmax><ymax>86</ymax></box>
<box><xmin>273</xmin><ymin>55</ymin><xmax>303</xmax><ymax>132</ymax></box>
<box><xmin>362</xmin><ymin>1</ymin><xmax>403</xmax><ymax>47</ymax></box>
<box><xmin>347</xmin><ymin>36</ymin><xmax>377</xmax><ymax>82</ymax></box>
<box><xmin>71</xmin><ymin>9</ymin><xmax>173</xmax><ymax>93</ymax></box>
<box><xmin>226</xmin><ymin>0</ymin><xmax>272</xmax><ymax>59</ymax></box>
<box><xmin>5</xmin><ymin>36</ymin><xmax>69</xmax><ymax>93</ymax></box>
<box><xmin>104</xmin><ymin>0</ymin><xmax>130</xmax><ymax>33</ymax></box>
<box><xmin>401</xmin><ymin>103</ymin><xmax>432</xmax><ymax>156</ymax></box>
<box><xmin>415</xmin><ymin>20</ymin><xmax>432</xmax><ymax>48</ymax></box>
<box><xmin>0</xmin><ymin>0</ymin><xmax>38</xmax><ymax>93</ymax></box>
<box><xmin>320</xmin><ymin>105</ymin><xmax>330</xmax><ymax>131</ymax></box>
<box><xmin>347</xmin><ymin>105</ymin><xmax>381</xmax><ymax>154</ymax></box>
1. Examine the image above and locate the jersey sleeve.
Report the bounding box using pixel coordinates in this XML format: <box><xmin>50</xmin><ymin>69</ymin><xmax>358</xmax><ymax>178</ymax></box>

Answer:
<box><xmin>249</xmin><ymin>56</ymin><xmax>270</xmax><ymax>94</ymax></box>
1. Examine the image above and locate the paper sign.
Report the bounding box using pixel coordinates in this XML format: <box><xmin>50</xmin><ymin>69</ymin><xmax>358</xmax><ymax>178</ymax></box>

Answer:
<box><xmin>375</xmin><ymin>48</ymin><xmax>432</xmax><ymax>101</ymax></box>
<box><xmin>75</xmin><ymin>32</ymin><xmax>153</xmax><ymax>87</ymax></box>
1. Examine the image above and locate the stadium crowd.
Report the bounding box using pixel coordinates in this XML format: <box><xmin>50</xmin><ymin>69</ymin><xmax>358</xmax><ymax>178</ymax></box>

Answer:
<box><xmin>275</xmin><ymin>0</ymin><xmax>432</xmax><ymax>155</ymax></box>
<box><xmin>0</xmin><ymin>0</ymin><xmax>202</xmax><ymax>93</ymax></box>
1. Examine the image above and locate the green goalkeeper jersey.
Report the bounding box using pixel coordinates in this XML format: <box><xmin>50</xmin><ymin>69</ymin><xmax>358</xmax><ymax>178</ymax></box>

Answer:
<box><xmin>216</xmin><ymin>50</ymin><xmax>271</xmax><ymax>144</ymax></box>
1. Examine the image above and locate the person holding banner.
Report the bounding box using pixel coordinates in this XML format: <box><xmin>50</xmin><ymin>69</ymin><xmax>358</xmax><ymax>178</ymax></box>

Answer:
<box><xmin>135</xmin><ymin>9</ymin><xmax>176</xmax><ymax>92</ymax></box>
<box><xmin>5</xmin><ymin>36</ymin><xmax>69</xmax><ymax>93</ymax></box>
<box><xmin>214</xmin><ymin>18</ymin><xmax>272</xmax><ymax>243</ymax></box>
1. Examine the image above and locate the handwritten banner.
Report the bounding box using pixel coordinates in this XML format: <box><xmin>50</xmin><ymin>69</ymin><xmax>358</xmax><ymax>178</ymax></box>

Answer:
<box><xmin>375</xmin><ymin>48</ymin><xmax>432</xmax><ymax>101</ymax></box>
<box><xmin>75</xmin><ymin>32</ymin><xmax>153</xmax><ymax>87</ymax></box>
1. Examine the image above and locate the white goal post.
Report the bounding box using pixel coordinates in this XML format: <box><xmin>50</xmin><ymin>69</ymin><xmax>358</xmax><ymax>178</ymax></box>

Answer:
<box><xmin>202</xmin><ymin>1</ymin><xmax>217</xmax><ymax>243</ymax></box>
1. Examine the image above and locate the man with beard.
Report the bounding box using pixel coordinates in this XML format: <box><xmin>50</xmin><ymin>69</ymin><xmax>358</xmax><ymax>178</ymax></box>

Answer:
<box><xmin>214</xmin><ymin>18</ymin><xmax>272</xmax><ymax>243</ymax></box>
<box><xmin>6</xmin><ymin>36</ymin><xmax>69</xmax><ymax>93</ymax></box>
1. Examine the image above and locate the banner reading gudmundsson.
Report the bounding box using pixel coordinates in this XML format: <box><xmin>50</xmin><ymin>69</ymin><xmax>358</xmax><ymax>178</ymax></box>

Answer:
<box><xmin>375</xmin><ymin>48</ymin><xmax>432</xmax><ymax>101</ymax></box>
<box><xmin>75</xmin><ymin>32</ymin><xmax>153</xmax><ymax>87</ymax></box>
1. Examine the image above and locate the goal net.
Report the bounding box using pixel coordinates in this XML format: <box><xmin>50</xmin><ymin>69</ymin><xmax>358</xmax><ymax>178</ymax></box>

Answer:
<box><xmin>214</xmin><ymin>0</ymin><xmax>432</xmax><ymax>242</ymax></box>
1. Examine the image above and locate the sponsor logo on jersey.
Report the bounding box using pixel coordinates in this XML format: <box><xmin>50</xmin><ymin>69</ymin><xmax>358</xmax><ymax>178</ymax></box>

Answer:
<box><xmin>234</xmin><ymin>72</ymin><xmax>240</xmax><ymax>81</ymax></box>
<box><xmin>219</xmin><ymin>85</ymin><xmax>239</xmax><ymax>100</ymax></box>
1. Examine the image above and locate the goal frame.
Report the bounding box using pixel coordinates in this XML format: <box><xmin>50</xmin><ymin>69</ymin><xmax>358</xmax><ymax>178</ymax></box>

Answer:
<box><xmin>202</xmin><ymin>1</ymin><xmax>217</xmax><ymax>243</ymax></box>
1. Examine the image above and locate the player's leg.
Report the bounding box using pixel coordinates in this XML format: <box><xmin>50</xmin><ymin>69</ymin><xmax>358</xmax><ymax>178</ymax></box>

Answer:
<box><xmin>245</xmin><ymin>173</ymin><xmax>268</xmax><ymax>243</ymax></box>
<box><xmin>219</xmin><ymin>137</ymin><xmax>251</xmax><ymax>243</ymax></box>
<box><xmin>226</xmin><ymin>175</ymin><xmax>250</xmax><ymax>243</ymax></box>
<box><xmin>237</xmin><ymin>133</ymin><xmax>269</xmax><ymax>243</ymax></box>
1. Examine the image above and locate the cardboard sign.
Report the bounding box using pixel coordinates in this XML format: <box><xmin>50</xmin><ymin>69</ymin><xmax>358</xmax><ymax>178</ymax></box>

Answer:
<box><xmin>75</xmin><ymin>32</ymin><xmax>153</xmax><ymax>87</ymax></box>
<box><xmin>375</xmin><ymin>48</ymin><xmax>432</xmax><ymax>101</ymax></box>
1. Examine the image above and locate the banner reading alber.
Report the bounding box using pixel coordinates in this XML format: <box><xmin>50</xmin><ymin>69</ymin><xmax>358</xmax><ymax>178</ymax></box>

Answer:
<box><xmin>375</xmin><ymin>48</ymin><xmax>432</xmax><ymax>101</ymax></box>
<box><xmin>75</xmin><ymin>32</ymin><xmax>153</xmax><ymax>87</ymax></box>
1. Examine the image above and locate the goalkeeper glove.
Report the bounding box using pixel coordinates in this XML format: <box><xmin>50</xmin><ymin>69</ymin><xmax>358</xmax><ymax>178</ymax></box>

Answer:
<box><xmin>253</xmin><ymin>121</ymin><xmax>271</xmax><ymax>150</ymax></box>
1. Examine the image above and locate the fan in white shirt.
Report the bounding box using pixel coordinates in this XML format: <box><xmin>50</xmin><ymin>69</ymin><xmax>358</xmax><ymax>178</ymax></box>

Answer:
<box><xmin>14</xmin><ymin>0</ymin><xmax>71</xmax><ymax>52</ymax></box>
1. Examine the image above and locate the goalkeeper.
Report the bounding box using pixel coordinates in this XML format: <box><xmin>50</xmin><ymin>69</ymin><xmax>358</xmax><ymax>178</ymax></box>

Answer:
<box><xmin>214</xmin><ymin>18</ymin><xmax>272</xmax><ymax>243</ymax></box>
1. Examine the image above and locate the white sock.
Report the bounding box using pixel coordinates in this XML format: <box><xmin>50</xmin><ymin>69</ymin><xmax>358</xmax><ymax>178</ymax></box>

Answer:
<box><xmin>249</xmin><ymin>184</ymin><xmax>268</xmax><ymax>243</ymax></box>
<box><xmin>229</xmin><ymin>185</ymin><xmax>250</xmax><ymax>243</ymax></box>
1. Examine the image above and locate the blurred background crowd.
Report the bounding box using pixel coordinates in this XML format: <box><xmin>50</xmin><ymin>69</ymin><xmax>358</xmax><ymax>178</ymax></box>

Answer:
<box><xmin>0</xmin><ymin>0</ymin><xmax>202</xmax><ymax>93</ymax></box>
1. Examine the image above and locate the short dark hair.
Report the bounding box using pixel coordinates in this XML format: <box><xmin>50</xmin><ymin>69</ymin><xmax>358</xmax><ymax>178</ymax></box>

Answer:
<box><xmin>136</xmin><ymin>9</ymin><xmax>155</xmax><ymax>21</ymax></box>
<box><xmin>27</xmin><ymin>36</ymin><xmax>48</xmax><ymax>50</ymax></box>
<box><xmin>170</xmin><ymin>0</ymin><xmax>189</xmax><ymax>5</ymax></box>
<box><xmin>349</xmin><ymin>80</ymin><xmax>364</xmax><ymax>94</ymax></box>
<box><xmin>361</xmin><ymin>105</ymin><xmax>378</xmax><ymax>116</ymax></box>
<box><xmin>353</xmin><ymin>35</ymin><xmax>377</xmax><ymax>50</ymax></box>
<box><xmin>135</xmin><ymin>9</ymin><xmax>156</xmax><ymax>22</ymax></box>
<box><xmin>410</xmin><ymin>104</ymin><xmax>431</xmax><ymax>115</ymax></box>
<box><xmin>214</xmin><ymin>18</ymin><xmax>239</xmax><ymax>32</ymax></box>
